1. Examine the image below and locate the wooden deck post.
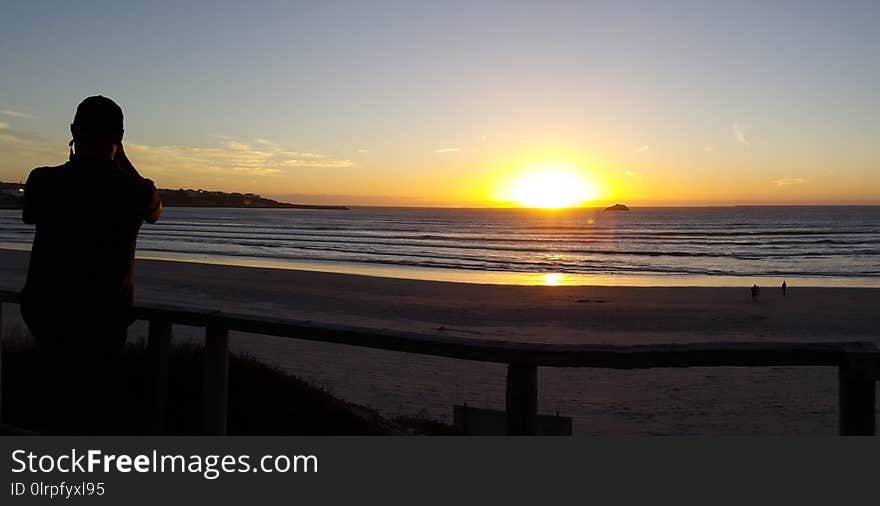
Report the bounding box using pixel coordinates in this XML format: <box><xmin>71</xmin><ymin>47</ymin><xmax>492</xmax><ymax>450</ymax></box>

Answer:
<box><xmin>506</xmin><ymin>364</ymin><xmax>538</xmax><ymax>435</ymax></box>
<box><xmin>147</xmin><ymin>318</ymin><xmax>172</xmax><ymax>434</ymax></box>
<box><xmin>838</xmin><ymin>353</ymin><xmax>876</xmax><ymax>436</ymax></box>
<box><xmin>202</xmin><ymin>323</ymin><xmax>230</xmax><ymax>435</ymax></box>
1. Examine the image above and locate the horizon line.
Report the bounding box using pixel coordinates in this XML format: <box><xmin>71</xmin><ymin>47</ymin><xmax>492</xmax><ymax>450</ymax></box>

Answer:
<box><xmin>311</xmin><ymin>203</ymin><xmax>880</xmax><ymax>210</ymax></box>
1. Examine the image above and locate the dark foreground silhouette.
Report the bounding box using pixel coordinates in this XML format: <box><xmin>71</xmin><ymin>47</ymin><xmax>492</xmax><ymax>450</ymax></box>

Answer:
<box><xmin>1</xmin><ymin>336</ymin><xmax>435</xmax><ymax>435</ymax></box>
<box><xmin>19</xmin><ymin>96</ymin><xmax>161</xmax><ymax>431</ymax></box>
<box><xmin>22</xmin><ymin>97</ymin><xmax>161</xmax><ymax>350</ymax></box>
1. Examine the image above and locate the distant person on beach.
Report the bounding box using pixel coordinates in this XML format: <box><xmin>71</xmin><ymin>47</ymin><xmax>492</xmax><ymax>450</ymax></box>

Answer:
<box><xmin>750</xmin><ymin>284</ymin><xmax>760</xmax><ymax>303</ymax></box>
<box><xmin>20</xmin><ymin>96</ymin><xmax>162</xmax><ymax>432</ymax></box>
<box><xmin>781</xmin><ymin>281</ymin><xmax>787</xmax><ymax>296</ymax></box>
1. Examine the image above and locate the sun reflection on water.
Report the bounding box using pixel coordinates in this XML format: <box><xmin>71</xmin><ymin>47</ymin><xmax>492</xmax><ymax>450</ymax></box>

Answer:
<box><xmin>542</xmin><ymin>273</ymin><xmax>566</xmax><ymax>286</ymax></box>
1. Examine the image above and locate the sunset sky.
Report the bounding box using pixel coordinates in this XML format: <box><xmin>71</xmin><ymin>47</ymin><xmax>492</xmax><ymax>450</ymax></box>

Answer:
<box><xmin>1</xmin><ymin>1</ymin><xmax>878</xmax><ymax>206</ymax></box>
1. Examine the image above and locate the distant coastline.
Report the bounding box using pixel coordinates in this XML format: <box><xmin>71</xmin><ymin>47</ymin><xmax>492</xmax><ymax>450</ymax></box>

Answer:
<box><xmin>157</xmin><ymin>189</ymin><xmax>348</xmax><ymax>209</ymax></box>
<box><xmin>0</xmin><ymin>182</ymin><xmax>348</xmax><ymax>210</ymax></box>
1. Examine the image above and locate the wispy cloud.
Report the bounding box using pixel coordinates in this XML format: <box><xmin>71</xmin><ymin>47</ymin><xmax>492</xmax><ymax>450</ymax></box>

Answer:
<box><xmin>357</xmin><ymin>148</ymin><xmax>369</xmax><ymax>153</ymax></box>
<box><xmin>0</xmin><ymin>125</ymin><xmax>352</xmax><ymax>182</ymax></box>
<box><xmin>1</xmin><ymin>109</ymin><xmax>37</xmax><ymax>119</ymax></box>
<box><xmin>225</xmin><ymin>141</ymin><xmax>253</xmax><ymax>151</ymax></box>
<box><xmin>636</xmin><ymin>145</ymin><xmax>648</xmax><ymax>153</ymax></box>
<box><xmin>0</xmin><ymin>122</ymin><xmax>33</xmax><ymax>145</ymax></box>
<box><xmin>733</xmin><ymin>122</ymin><xmax>750</xmax><ymax>146</ymax></box>
<box><xmin>624</xmin><ymin>169</ymin><xmax>652</xmax><ymax>182</ymax></box>
<box><xmin>126</xmin><ymin>138</ymin><xmax>353</xmax><ymax>176</ymax></box>
<box><xmin>233</xmin><ymin>167</ymin><xmax>282</xmax><ymax>175</ymax></box>
<box><xmin>773</xmin><ymin>178</ymin><xmax>806</xmax><ymax>187</ymax></box>
<box><xmin>703</xmin><ymin>145</ymin><xmax>714</xmax><ymax>152</ymax></box>
<box><xmin>0</xmin><ymin>123</ymin><xmax>62</xmax><ymax>161</ymax></box>
<box><xmin>434</xmin><ymin>147</ymin><xmax>460</xmax><ymax>153</ymax></box>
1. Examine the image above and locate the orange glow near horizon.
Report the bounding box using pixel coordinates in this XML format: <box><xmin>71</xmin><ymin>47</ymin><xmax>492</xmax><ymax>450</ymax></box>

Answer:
<box><xmin>541</xmin><ymin>273</ymin><xmax>566</xmax><ymax>286</ymax></box>
<box><xmin>493</xmin><ymin>163</ymin><xmax>603</xmax><ymax>209</ymax></box>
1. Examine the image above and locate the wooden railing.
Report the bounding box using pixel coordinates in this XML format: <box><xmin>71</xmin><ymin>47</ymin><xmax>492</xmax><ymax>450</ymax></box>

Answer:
<box><xmin>1</xmin><ymin>289</ymin><xmax>878</xmax><ymax>435</ymax></box>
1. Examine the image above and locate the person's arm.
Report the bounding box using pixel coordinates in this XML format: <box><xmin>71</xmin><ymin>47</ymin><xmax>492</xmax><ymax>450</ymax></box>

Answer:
<box><xmin>115</xmin><ymin>143</ymin><xmax>163</xmax><ymax>223</ymax></box>
<box><xmin>143</xmin><ymin>179</ymin><xmax>163</xmax><ymax>224</ymax></box>
<box><xmin>114</xmin><ymin>142</ymin><xmax>141</xmax><ymax>179</ymax></box>
<box><xmin>21</xmin><ymin>168</ymin><xmax>41</xmax><ymax>225</ymax></box>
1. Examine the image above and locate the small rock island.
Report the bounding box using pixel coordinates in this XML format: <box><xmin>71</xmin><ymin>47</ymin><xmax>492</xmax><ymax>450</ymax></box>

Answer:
<box><xmin>604</xmin><ymin>203</ymin><xmax>630</xmax><ymax>211</ymax></box>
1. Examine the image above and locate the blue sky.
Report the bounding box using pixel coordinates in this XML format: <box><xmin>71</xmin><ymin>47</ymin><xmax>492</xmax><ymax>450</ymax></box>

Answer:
<box><xmin>1</xmin><ymin>1</ymin><xmax>878</xmax><ymax>205</ymax></box>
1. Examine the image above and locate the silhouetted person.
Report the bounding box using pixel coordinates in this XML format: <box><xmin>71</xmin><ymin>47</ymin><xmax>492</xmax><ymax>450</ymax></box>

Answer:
<box><xmin>20</xmin><ymin>96</ymin><xmax>161</xmax><ymax>433</ymax></box>
<box><xmin>750</xmin><ymin>284</ymin><xmax>758</xmax><ymax>302</ymax></box>
<box><xmin>781</xmin><ymin>280</ymin><xmax>787</xmax><ymax>296</ymax></box>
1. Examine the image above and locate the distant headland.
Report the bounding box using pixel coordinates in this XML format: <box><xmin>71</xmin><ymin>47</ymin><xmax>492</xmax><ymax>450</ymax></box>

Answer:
<box><xmin>157</xmin><ymin>188</ymin><xmax>348</xmax><ymax>209</ymax></box>
<box><xmin>0</xmin><ymin>182</ymin><xmax>348</xmax><ymax>210</ymax></box>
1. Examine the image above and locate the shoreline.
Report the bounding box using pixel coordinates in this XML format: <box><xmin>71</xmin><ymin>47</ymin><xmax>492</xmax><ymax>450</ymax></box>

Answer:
<box><xmin>137</xmin><ymin>251</ymin><xmax>880</xmax><ymax>288</ymax></box>
<box><xmin>2</xmin><ymin>244</ymin><xmax>878</xmax><ymax>288</ymax></box>
<box><xmin>2</xmin><ymin>247</ymin><xmax>877</xmax><ymax>345</ymax></box>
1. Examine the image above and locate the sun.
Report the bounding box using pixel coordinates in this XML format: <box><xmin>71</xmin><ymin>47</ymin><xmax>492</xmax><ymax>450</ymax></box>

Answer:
<box><xmin>502</xmin><ymin>164</ymin><xmax>601</xmax><ymax>209</ymax></box>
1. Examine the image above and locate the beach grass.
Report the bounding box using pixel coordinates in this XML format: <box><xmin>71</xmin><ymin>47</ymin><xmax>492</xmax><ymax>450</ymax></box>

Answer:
<box><xmin>0</xmin><ymin>329</ymin><xmax>450</xmax><ymax>435</ymax></box>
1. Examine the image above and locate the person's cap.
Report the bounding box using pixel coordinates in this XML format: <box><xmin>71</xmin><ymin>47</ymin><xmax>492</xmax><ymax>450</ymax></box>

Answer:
<box><xmin>72</xmin><ymin>95</ymin><xmax>123</xmax><ymax>136</ymax></box>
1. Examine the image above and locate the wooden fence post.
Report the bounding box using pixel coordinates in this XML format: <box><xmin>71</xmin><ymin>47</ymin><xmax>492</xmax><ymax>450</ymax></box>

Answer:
<box><xmin>202</xmin><ymin>323</ymin><xmax>230</xmax><ymax>435</ymax></box>
<box><xmin>147</xmin><ymin>318</ymin><xmax>172</xmax><ymax>434</ymax></box>
<box><xmin>839</xmin><ymin>352</ymin><xmax>876</xmax><ymax>436</ymax></box>
<box><xmin>506</xmin><ymin>364</ymin><xmax>537</xmax><ymax>435</ymax></box>
<box><xmin>0</xmin><ymin>302</ymin><xmax>4</xmax><ymax>425</ymax></box>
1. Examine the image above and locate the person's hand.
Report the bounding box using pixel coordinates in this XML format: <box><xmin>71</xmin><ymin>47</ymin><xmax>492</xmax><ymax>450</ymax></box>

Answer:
<box><xmin>114</xmin><ymin>142</ymin><xmax>141</xmax><ymax>178</ymax></box>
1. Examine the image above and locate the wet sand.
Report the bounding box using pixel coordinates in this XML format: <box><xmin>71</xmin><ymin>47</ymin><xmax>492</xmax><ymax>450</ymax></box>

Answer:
<box><xmin>1</xmin><ymin>249</ymin><xmax>877</xmax><ymax>434</ymax></box>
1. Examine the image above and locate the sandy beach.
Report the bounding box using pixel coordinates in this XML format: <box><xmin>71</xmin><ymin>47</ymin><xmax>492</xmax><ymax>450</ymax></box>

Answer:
<box><xmin>1</xmin><ymin>248</ymin><xmax>877</xmax><ymax>434</ymax></box>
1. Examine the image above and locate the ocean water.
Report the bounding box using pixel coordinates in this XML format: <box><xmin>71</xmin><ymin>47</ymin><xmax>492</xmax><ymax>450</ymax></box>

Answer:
<box><xmin>1</xmin><ymin>206</ymin><xmax>879</xmax><ymax>286</ymax></box>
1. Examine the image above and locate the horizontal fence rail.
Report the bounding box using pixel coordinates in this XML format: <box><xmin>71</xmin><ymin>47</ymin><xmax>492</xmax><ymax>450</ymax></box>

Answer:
<box><xmin>1</xmin><ymin>289</ymin><xmax>878</xmax><ymax>435</ymax></box>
